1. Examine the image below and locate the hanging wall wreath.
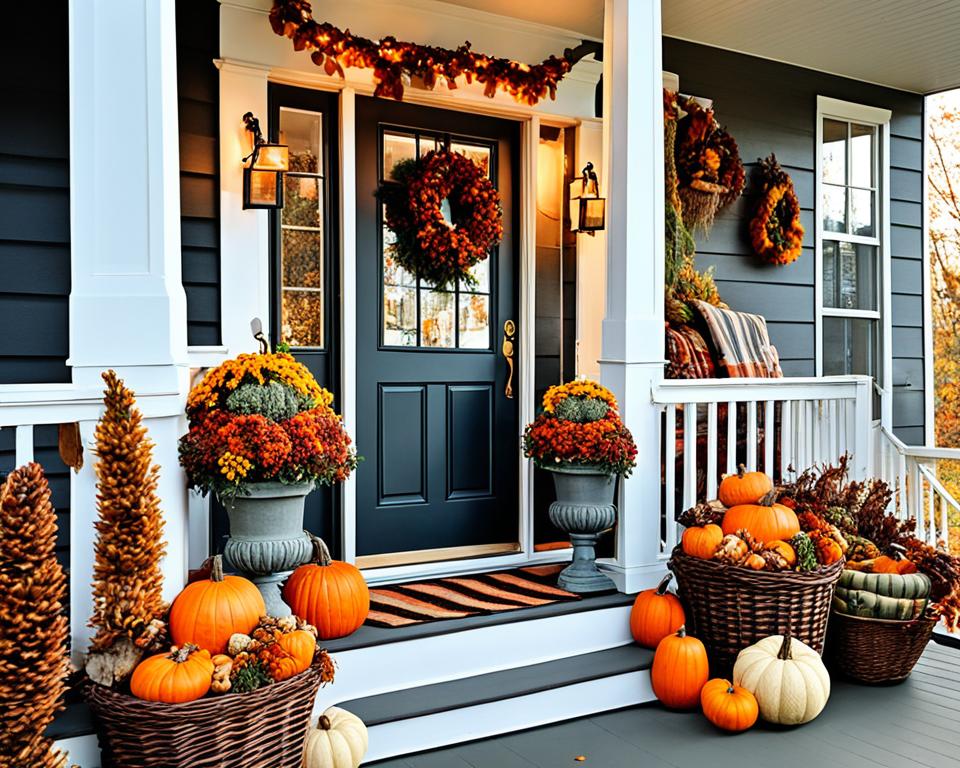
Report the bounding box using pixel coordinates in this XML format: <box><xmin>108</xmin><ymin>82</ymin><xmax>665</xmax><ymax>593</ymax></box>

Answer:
<box><xmin>381</xmin><ymin>148</ymin><xmax>503</xmax><ymax>289</ymax></box>
<box><xmin>675</xmin><ymin>96</ymin><xmax>744</xmax><ymax>233</ymax></box>
<box><xmin>749</xmin><ymin>154</ymin><xmax>805</xmax><ymax>266</ymax></box>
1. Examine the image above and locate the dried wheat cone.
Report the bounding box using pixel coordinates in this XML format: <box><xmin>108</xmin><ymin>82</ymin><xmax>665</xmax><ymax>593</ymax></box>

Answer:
<box><xmin>88</xmin><ymin>370</ymin><xmax>167</xmax><ymax>654</ymax></box>
<box><xmin>0</xmin><ymin>462</ymin><xmax>69</xmax><ymax>768</ymax></box>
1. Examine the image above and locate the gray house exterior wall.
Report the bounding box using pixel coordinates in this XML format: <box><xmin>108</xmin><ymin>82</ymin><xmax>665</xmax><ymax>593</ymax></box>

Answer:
<box><xmin>663</xmin><ymin>38</ymin><xmax>927</xmax><ymax>445</ymax></box>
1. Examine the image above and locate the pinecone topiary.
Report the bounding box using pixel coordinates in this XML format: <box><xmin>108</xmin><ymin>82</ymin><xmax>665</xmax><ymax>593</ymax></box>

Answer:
<box><xmin>791</xmin><ymin>532</ymin><xmax>818</xmax><ymax>572</ymax></box>
<box><xmin>554</xmin><ymin>396</ymin><xmax>609</xmax><ymax>423</ymax></box>
<box><xmin>86</xmin><ymin>371</ymin><xmax>168</xmax><ymax>686</ymax></box>
<box><xmin>0</xmin><ymin>463</ymin><xmax>69</xmax><ymax>768</ymax></box>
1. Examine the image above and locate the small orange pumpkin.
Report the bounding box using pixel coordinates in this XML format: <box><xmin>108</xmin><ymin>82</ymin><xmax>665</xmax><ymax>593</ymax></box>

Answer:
<box><xmin>700</xmin><ymin>678</ymin><xmax>758</xmax><ymax>732</ymax></box>
<box><xmin>722</xmin><ymin>490</ymin><xmax>800</xmax><ymax>544</ymax></box>
<box><xmin>629</xmin><ymin>573</ymin><xmax>686</xmax><ymax>648</ymax></box>
<box><xmin>765</xmin><ymin>539</ymin><xmax>796</xmax><ymax>568</ymax></box>
<box><xmin>651</xmin><ymin>626</ymin><xmax>709</xmax><ymax>710</ymax></box>
<box><xmin>169</xmin><ymin>555</ymin><xmax>265</xmax><ymax>654</ymax></box>
<box><xmin>743</xmin><ymin>553</ymin><xmax>766</xmax><ymax>570</ymax></box>
<box><xmin>283</xmin><ymin>535</ymin><xmax>370</xmax><ymax>640</ymax></box>
<box><xmin>682</xmin><ymin>523</ymin><xmax>724</xmax><ymax>559</ymax></box>
<box><xmin>276</xmin><ymin>629</ymin><xmax>317</xmax><ymax>680</ymax></box>
<box><xmin>718</xmin><ymin>465</ymin><xmax>773</xmax><ymax>508</ymax></box>
<box><xmin>811</xmin><ymin>532</ymin><xmax>843</xmax><ymax>566</ymax></box>
<box><xmin>130</xmin><ymin>644</ymin><xmax>214</xmax><ymax>703</ymax></box>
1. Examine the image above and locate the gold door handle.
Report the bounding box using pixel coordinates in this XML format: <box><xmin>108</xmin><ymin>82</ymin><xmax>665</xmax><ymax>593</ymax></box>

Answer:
<box><xmin>502</xmin><ymin>320</ymin><xmax>516</xmax><ymax>399</ymax></box>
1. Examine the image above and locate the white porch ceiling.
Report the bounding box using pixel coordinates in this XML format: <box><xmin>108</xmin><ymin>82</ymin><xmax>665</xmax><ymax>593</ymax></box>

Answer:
<box><xmin>444</xmin><ymin>0</ymin><xmax>960</xmax><ymax>94</ymax></box>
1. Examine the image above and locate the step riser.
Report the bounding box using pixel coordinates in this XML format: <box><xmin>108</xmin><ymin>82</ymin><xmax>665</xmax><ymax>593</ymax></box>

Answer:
<box><xmin>318</xmin><ymin>605</ymin><xmax>634</xmax><ymax>707</ymax></box>
<box><xmin>363</xmin><ymin>671</ymin><xmax>655</xmax><ymax>763</ymax></box>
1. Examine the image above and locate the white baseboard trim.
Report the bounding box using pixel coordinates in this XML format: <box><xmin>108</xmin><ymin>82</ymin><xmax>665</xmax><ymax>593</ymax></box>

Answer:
<box><xmin>364</xmin><ymin>670</ymin><xmax>655</xmax><ymax>763</ymax></box>
<box><xmin>317</xmin><ymin>605</ymin><xmax>634</xmax><ymax>708</ymax></box>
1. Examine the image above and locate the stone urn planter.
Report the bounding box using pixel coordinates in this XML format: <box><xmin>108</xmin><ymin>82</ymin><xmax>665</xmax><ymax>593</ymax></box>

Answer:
<box><xmin>547</xmin><ymin>465</ymin><xmax>617</xmax><ymax>593</ymax></box>
<box><xmin>222</xmin><ymin>481</ymin><xmax>314</xmax><ymax>616</ymax></box>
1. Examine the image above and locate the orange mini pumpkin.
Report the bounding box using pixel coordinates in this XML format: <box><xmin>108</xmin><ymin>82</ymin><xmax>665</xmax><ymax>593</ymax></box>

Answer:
<box><xmin>283</xmin><ymin>535</ymin><xmax>370</xmax><ymax>640</ymax></box>
<box><xmin>700</xmin><ymin>678</ymin><xmax>758</xmax><ymax>732</ymax></box>
<box><xmin>169</xmin><ymin>555</ymin><xmax>265</xmax><ymax>654</ymax></box>
<box><xmin>682</xmin><ymin>523</ymin><xmax>724</xmax><ymax>560</ymax></box>
<box><xmin>718</xmin><ymin>465</ymin><xmax>773</xmax><ymax>508</ymax></box>
<box><xmin>130</xmin><ymin>644</ymin><xmax>214</xmax><ymax>703</ymax></box>
<box><xmin>263</xmin><ymin>628</ymin><xmax>317</xmax><ymax>681</ymax></box>
<box><xmin>630</xmin><ymin>573</ymin><xmax>686</xmax><ymax>648</ymax></box>
<box><xmin>722</xmin><ymin>490</ymin><xmax>799</xmax><ymax>544</ymax></box>
<box><xmin>651</xmin><ymin>626</ymin><xmax>709</xmax><ymax>710</ymax></box>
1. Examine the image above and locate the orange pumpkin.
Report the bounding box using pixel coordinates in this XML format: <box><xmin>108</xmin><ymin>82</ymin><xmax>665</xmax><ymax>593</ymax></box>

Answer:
<box><xmin>811</xmin><ymin>532</ymin><xmax>843</xmax><ymax>566</ymax></box>
<box><xmin>743</xmin><ymin>553</ymin><xmax>766</xmax><ymax>570</ymax></box>
<box><xmin>283</xmin><ymin>535</ymin><xmax>370</xmax><ymax>640</ymax></box>
<box><xmin>682</xmin><ymin>523</ymin><xmax>723</xmax><ymax>559</ymax></box>
<box><xmin>651</xmin><ymin>626</ymin><xmax>709</xmax><ymax>710</ymax></box>
<box><xmin>275</xmin><ymin>629</ymin><xmax>317</xmax><ymax>680</ymax></box>
<box><xmin>700</xmin><ymin>678</ymin><xmax>758</xmax><ymax>732</ymax></box>
<box><xmin>629</xmin><ymin>573</ymin><xmax>686</xmax><ymax>648</ymax></box>
<box><xmin>169</xmin><ymin>555</ymin><xmax>264</xmax><ymax>654</ymax></box>
<box><xmin>130</xmin><ymin>644</ymin><xmax>214</xmax><ymax>703</ymax></box>
<box><xmin>765</xmin><ymin>539</ymin><xmax>796</xmax><ymax>568</ymax></box>
<box><xmin>718</xmin><ymin>465</ymin><xmax>773</xmax><ymax>508</ymax></box>
<box><xmin>722</xmin><ymin>490</ymin><xmax>799</xmax><ymax>544</ymax></box>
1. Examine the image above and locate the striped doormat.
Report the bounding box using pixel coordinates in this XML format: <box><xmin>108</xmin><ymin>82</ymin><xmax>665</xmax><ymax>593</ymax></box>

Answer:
<box><xmin>366</xmin><ymin>564</ymin><xmax>580</xmax><ymax>628</ymax></box>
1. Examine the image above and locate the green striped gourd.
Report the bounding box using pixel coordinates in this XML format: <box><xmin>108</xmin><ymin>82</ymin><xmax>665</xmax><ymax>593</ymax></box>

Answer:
<box><xmin>838</xmin><ymin>569</ymin><xmax>931</xmax><ymax>599</ymax></box>
<box><xmin>833</xmin><ymin>587</ymin><xmax>927</xmax><ymax>621</ymax></box>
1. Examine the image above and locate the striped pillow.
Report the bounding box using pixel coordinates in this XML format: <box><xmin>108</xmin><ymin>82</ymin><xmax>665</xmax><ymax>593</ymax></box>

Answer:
<box><xmin>692</xmin><ymin>301</ymin><xmax>783</xmax><ymax>378</ymax></box>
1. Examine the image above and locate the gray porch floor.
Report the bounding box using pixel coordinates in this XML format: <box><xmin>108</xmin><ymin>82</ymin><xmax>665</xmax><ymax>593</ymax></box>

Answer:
<box><xmin>369</xmin><ymin>640</ymin><xmax>960</xmax><ymax>768</ymax></box>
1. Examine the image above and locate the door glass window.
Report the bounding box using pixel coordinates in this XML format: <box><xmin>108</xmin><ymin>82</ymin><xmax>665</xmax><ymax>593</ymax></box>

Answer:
<box><xmin>279</xmin><ymin>108</ymin><xmax>325</xmax><ymax>348</ymax></box>
<box><xmin>380</xmin><ymin>128</ymin><xmax>495</xmax><ymax>350</ymax></box>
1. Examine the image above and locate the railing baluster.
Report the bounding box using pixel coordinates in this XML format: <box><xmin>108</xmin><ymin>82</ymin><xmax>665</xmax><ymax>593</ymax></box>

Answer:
<box><xmin>683</xmin><ymin>403</ymin><xmax>697</xmax><ymax>512</ymax></box>
<box><xmin>779</xmin><ymin>400</ymin><xmax>791</xmax><ymax>479</ymax></box>
<box><xmin>664</xmin><ymin>404</ymin><xmax>676</xmax><ymax>555</ymax></box>
<box><xmin>941</xmin><ymin>495</ymin><xmax>949</xmax><ymax>549</ymax></box>
<box><xmin>15</xmin><ymin>425</ymin><xmax>34</xmax><ymax>465</ymax></box>
<box><xmin>897</xmin><ymin>451</ymin><xmax>907</xmax><ymax>519</ymax></box>
<box><xmin>928</xmin><ymin>479</ymin><xmax>937</xmax><ymax>546</ymax></box>
<box><xmin>706</xmin><ymin>402</ymin><xmax>718</xmax><ymax>500</ymax></box>
<box><xmin>914</xmin><ymin>462</ymin><xmax>925</xmax><ymax>541</ymax></box>
<box><xmin>746</xmin><ymin>400</ymin><xmax>758</xmax><ymax>471</ymax></box>
<box><xmin>763</xmin><ymin>400</ymin><xmax>774</xmax><ymax>477</ymax></box>
<box><xmin>726</xmin><ymin>400</ymin><xmax>737</xmax><ymax>475</ymax></box>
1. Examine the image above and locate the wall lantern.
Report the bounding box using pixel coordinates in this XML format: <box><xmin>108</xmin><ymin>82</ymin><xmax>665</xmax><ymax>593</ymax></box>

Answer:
<box><xmin>569</xmin><ymin>162</ymin><xmax>606</xmax><ymax>233</ymax></box>
<box><xmin>242</xmin><ymin>112</ymin><xmax>289</xmax><ymax>210</ymax></box>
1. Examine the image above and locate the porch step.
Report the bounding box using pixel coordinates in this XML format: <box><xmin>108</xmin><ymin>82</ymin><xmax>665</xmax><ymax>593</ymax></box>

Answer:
<box><xmin>317</xmin><ymin>591</ymin><xmax>637</xmax><ymax>705</ymax></box>
<box><xmin>344</xmin><ymin>645</ymin><xmax>654</xmax><ymax>763</ymax></box>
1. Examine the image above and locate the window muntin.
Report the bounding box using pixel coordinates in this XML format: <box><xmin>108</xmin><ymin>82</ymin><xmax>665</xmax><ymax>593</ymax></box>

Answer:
<box><xmin>279</xmin><ymin>108</ymin><xmax>325</xmax><ymax>349</ymax></box>
<box><xmin>818</xmin><ymin>109</ymin><xmax>884</xmax><ymax>380</ymax></box>
<box><xmin>380</xmin><ymin>127</ymin><xmax>495</xmax><ymax>351</ymax></box>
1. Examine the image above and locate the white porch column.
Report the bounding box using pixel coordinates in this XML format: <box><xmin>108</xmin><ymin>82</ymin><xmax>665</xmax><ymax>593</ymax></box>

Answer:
<box><xmin>597</xmin><ymin>0</ymin><xmax>666</xmax><ymax>593</ymax></box>
<box><xmin>68</xmin><ymin>0</ymin><xmax>190</xmax><ymax>655</ymax></box>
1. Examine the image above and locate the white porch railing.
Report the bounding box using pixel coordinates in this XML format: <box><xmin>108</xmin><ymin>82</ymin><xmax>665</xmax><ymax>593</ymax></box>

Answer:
<box><xmin>652</xmin><ymin>375</ymin><xmax>874</xmax><ymax>557</ymax></box>
<box><xmin>877</xmin><ymin>427</ymin><xmax>960</xmax><ymax>552</ymax></box>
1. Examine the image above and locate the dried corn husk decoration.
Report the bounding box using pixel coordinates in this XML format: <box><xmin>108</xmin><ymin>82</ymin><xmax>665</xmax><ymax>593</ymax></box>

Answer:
<box><xmin>0</xmin><ymin>463</ymin><xmax>69</xmax><ymax>768</ymax></box>
<box><xmin>86</xmin><ymin>371</ymin><xmax>168</xmax><ymax>685</ymax></box>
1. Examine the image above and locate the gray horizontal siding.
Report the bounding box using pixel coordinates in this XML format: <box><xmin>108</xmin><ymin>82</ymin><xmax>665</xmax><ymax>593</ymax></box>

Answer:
<box><xmin>664</xmin><ymin>38</ymin><xmax>926</xmax><ymax>443</ymax></box>
<box><xmin>0</xmin><ymin>2</ymin><xmax>71</xmax><ymax>385</ymax></box>
<box><xmin>177</xmin><ymin>0</ymin><xmax>221</xmax><ymax>346</ymax></box>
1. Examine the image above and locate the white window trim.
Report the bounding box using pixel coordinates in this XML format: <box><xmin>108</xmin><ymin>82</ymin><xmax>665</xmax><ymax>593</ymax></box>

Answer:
<box><xmin>815</xmin><ymin>95</ymin><xmax>893</xmax><ymax>428</ymax></box>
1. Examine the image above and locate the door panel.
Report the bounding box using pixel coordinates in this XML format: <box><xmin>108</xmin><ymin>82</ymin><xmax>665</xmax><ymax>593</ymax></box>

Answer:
<box><xmin>356</xmin><ymin>97</ymin><xmax>520</xmax><ymax>563</ymax></box>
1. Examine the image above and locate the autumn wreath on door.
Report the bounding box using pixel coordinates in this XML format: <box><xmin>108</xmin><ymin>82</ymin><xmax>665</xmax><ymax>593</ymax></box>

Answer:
<box><xmin>381</xmin><ymin>148</ymin><xmax>503</xmax><ymax>289</ymax></box>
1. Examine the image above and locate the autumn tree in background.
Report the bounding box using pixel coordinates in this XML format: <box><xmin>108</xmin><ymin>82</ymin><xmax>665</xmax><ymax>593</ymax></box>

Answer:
<box><xmin>928</xmin><ymin>95</ymin><xmax>960</xmax><ymax>549</ymax></box>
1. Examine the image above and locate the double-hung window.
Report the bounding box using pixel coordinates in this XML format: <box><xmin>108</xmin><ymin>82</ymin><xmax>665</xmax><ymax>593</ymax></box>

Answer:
<box><xmin>816</xmin><ymin>97</ymin><xmax>891</xmax><ymax>391</ymax></box>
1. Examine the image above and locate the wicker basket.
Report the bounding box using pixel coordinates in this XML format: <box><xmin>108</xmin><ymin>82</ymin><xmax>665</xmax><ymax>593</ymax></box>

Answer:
<box><xmin>826</xmin><ymin>611</ymin><xmax>937</xmax><ymax>684</ymax></box>
<box><xmin>669</xmin><ymin>549</ymin><xmax>844</xmax><ymax>672</ymax></box>
<box><xmin>85</xmin><ymin>663</ymin><xmax>324</xmax><ymax>768</ymax></box>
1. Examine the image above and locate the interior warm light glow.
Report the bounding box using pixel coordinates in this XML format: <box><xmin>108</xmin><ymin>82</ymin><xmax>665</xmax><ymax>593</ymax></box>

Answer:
<box><xmin>254</xmin><ymin>144</ymin><xmax>289</xmax><ymax>171</ymax></box>
<box><xmin>537</xmin><ymin>138</ymin><xmax>564</xmax><ymax>222</ymax></box>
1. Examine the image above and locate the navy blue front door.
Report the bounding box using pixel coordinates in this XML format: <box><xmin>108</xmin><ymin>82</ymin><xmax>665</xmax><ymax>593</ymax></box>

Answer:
<box><xmin>355</xmin><ymin>97</ymin><xmax>520</xmax><ymax>563</ymax></box>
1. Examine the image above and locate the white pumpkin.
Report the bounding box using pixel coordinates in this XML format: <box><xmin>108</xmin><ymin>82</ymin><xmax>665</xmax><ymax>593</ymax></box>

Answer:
<box><xmin>733</xmin><ymin>634</ymin><xmax>830</xmax><ymax>725</ymax></box>
<box><xmin>304</xmin><ymin>707</ymin><xmax>368</xmax><ymax>768</ymax></box>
